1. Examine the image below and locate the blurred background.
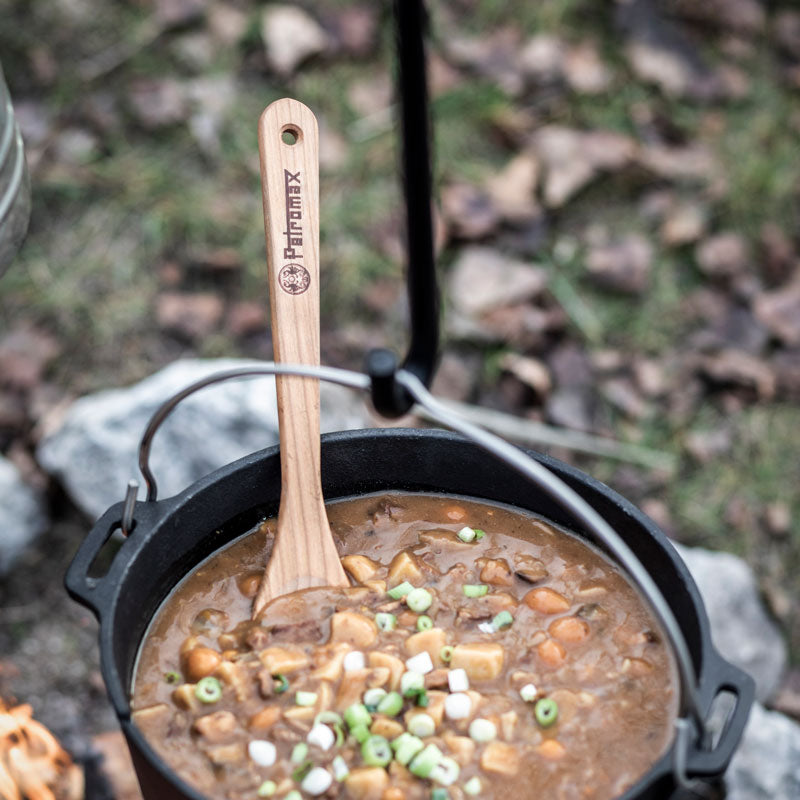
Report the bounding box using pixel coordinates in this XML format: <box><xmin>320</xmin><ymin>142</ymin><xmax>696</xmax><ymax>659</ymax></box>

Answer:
<box><xmin>0</xmin><ymin>0</ymin><xmax>799</xmax><ymax>788</ymax></box>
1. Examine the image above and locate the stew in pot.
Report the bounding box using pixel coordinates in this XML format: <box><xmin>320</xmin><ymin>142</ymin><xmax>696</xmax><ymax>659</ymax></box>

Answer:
<box><xmin>132</xmin><ymin>493</ymin><xmax>677</xmax><ymax>800</ymax></box>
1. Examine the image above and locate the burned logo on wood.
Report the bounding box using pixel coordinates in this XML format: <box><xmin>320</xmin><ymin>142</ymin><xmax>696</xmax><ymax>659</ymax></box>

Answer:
<box><xmin>279</xmin><ymin>169</ymin><xmax>311</xmax><ymax>295</ymax></box>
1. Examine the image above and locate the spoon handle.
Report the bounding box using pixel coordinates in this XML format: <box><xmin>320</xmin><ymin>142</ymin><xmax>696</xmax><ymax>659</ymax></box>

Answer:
<box><xmin>253</xmin><ymin>98</ymin><xmax>347</xmax><ymax>615</ymax></box>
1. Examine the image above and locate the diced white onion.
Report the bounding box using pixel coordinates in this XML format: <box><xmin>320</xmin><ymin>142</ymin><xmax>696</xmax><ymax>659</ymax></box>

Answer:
<box><xmin>407</xmin><ymin>713</ymin><xmax>436</xmax><ymax>738</ymax></box>
<box><xmin>519</xmin><ymin>683</ymin><xmax>538</xmax><ymax>703</ymax></box>
<box><xmin>447</xmin><ymin>668</ymin><xmax>469</xmax><ymax>693</ymax></box>
<box><xmin>464</xmin><ymin>777</ymin><xmax>482</xmax><ymax>795</ymax></box>
<box><xmin>457</xmin><ymin>526</ymin><xmax>476</xmax><ymax>542</ymax></box>
<box><xmin>301</xmin><ymin>767</ymin><xmax>333</xmax><ymax>796</ymax></box>
<box><xmin>248</xmin><ymin>740</ymin><xmax>277</xmax><ymax>767</ymax></box>
<box><xmin>468</xmin><ymin>718</ymin><xmax>497</xmax><ymax>743</ymax></box>
<box><xmin>306</xmin><ymin>723</ymin><xmax>335</xmax><ymax>751</ymax></box>
<box><xmin>401</xmin><ymin>670</ymin><xmax>425</xmax><ymax>695</ymax></box>
<box><xmin>477</xmin><ymin>622</ymin><xmax>495</xmax><ymax>634</ymax></box>
<box><xmin>444</xmin><ymin>692</ymin><xmax>472</xmax><ymax>720</ymax></box>
<box><xmin>343</xmin><ymin>651</ymin><xmax>366</xmax><ymax>672</ymax></box>
<box><xmin>363</xmin><ymin>688</ymin><xmax>387</xmax><ymax>708</ymax></box>
<box><xmin>405</xmin><ymin>651</ymin><xmax>434</xmax><ymax>675</ymax></box>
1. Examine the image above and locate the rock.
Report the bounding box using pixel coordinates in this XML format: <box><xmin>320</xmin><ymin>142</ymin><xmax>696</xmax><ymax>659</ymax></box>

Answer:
<box><xmin>447</xmin><ymin>247</ymin><xmax>547</xmax><ymax>319</ymax></box>
<box><xmin>725</xmin><ymin>702</ymin><xmax>800</xmax><ymax>799</ymax></box>
<box><xmin>36</xmin><ymin>359</ymin><xmax>374</xmax><ymax>519</ymax></box>
<box><xmin>156</xmin><ymin>292</ymin><xmax>225</xmax><ymax>340</ymax></box>
<box><xmin>52</xmin><ymin>127</ymin><xmax>99</xmax><ymax>165</ymax></box>
<box><xmin>261</xmin><ymin>5</ymin><xmax>329</xmax><ymax>77</ymax></box>
<box><xmin>754</xmin><ymin>278</ymin><xmax>800</xmax><ymax>346</ymax></box>
<box><xmin>696</xmin><ymin>232</ymin><xmax>750</xmax><ymax>278</ymax></box>
<box><xmin>585</xmin><ymin>234</ymin><xmax>653</xmax><ymax>295</ymax></box>
<box><xmin>0</xmin><ymin>455</ymin><xmax>49</xmax><ymax>575</ymax></box>
<box><xmin>563</xmin><ymin>41</ymin><xmax>612</xmax><ymax>94</ymax></box>
<box><xmin>440</xmin><ymin>183</ymin><xmax>500</xmax><ymax>240</ymax></box>
<box><xmin>674</xmin><ymin>544</ymin><xmax>786</xmax><ymax>702</ymax></box>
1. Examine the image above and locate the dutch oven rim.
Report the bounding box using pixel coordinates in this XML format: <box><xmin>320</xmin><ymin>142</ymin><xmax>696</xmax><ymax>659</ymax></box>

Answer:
<box><xmin>65</xmin><ymin>427</ymin><xmax>753</xmax><ymax>800</ymax></box>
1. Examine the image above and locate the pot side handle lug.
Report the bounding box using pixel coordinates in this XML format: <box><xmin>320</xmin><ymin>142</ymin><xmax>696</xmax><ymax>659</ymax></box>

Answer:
<box><xmin>685</xmin><ymin>655</ymin><xmax>755</xmax><ymax>779</ymax></box>
<box><xmin>64</xmin><ymin>505</ymin><xmax>127</xmax><ymax>619</ymax></box>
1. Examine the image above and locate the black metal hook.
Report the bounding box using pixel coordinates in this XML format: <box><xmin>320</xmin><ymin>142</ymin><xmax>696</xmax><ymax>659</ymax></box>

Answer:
<box><xmin>367</xmin><ymin>0</ymin><xmax>439</xmax><ymax>418</ymax></box>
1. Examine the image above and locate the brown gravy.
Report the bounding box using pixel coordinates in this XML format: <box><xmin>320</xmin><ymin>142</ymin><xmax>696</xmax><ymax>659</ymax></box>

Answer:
<box><xmin>133</xmin><ymin>493</ymin><xmax>677</xmax><ymax>800</ymax></box>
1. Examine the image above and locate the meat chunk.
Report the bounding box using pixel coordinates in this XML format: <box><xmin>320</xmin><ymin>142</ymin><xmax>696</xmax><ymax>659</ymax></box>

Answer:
<box><xmin>477</xmin><ymin>558</ymin><xmax>513</xmax><ymax>586</ymax></box>
<box><xmin>513</xmin><ymin>554</ymin><xmax>548</xmax><ymax>584</ymax></box>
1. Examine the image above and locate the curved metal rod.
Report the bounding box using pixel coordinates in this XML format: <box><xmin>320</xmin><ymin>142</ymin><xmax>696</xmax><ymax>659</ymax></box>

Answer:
<box><xmin>396</xmin><ymin>368</ymin><xmax>705</xmax><ymax>736</ymax></box>
<box><xmin>137</xmin><ymin>364</ymin><xmax>369</xmax><ymax>502</ymax></box>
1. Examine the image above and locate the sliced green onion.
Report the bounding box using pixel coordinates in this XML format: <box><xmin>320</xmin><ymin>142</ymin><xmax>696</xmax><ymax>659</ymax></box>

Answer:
<box><xmin>291</xmin><ymin>759</ymin><xmax>313</xmax><ymax>782</ymax></box>
<box><xmin>164</xmin><ymin>671</ymin><xmax>181</xmax><ymax>684</ymax></box>
<box><xmin>194</xmin><ymin>676</ymin><xmax>222</xmax><ymax>704</ymax></box>
<box><xmin>285</xmin><ymin>792</ymin><xmax>302</xmax><ymax>800</ymax></box>
<box><xmin>376</xmin><ymin>691</ymin><xmax>403</xmax><ymax>717</ymax></box>
<box><xmin>408</xmin><ymin>713</ymin><xmax>435</xmax><ymax>738</ymax></box>
<box><xmin>314</xmin><ymin>711</ymin><xmax>343</xmax><ymax>728</ymax></box>
<box><xmin>463</xmin><ymin>777</ymin><xmax>482</xmax><ymax>795</ymax></box>
<box><xmin>534</xmin><ymin>697</ymin><xmax>559</xmax><ymax>727</ymax></box>
<box><xmin>468</xmin><ymin>718</ymin><xmax>497</xmax><ymax>743</ymax></box>
<box><xmin>457</xmin><ymin>526</ymin><xmax>476</xmax><ymax>543</ymax></box>
<box><xmin>409</xmin><ymin>743</ymin><xmax>443</xmax><ymax>778</ymax></box>
<box><xmin>361</xmin><ymin>735</ymin><xmax>392</xmax><ymax>767</ymax></box>
<box><xmin>474</xmin><ymin>529</ymin><xmax>486</xmax><ymax>540</ymax></box>
<box><xmin>350</xmin><ymin>724</ymin><xmax>370</xmax><ymax>744</ymax></box>
<box><xmin>415</xmin><ymin>690</ymin><xmax>429</xmax><ymax>708</ymax></box>
<box><xmin>401</xmin><ymin>671</ymin><xmax>425</xmax><ymax>697</ymax></box>
<box><xmin>432</xmin><ymin>789</ymin><xmax>450</xmax><ymax>800</ymax></box>
<box><xmin>462</xmin><ymin>584</ymin><xmax>488</xmax><ymax>598</ymax></box>
<box><xmin>332</xmin><ymin>755</ymin><xmax>350</xmax><ymax>781</ymax></box>
<box><xmin>440</xmin><ymin>646</ymin><xmax>454</xmax><ymax>663</ymax></box>
<box><xmin>344</xmin><ymin>703</ymin><xmax>372</xmax><ymax>730</ymax></box>
<box><xmin>363</xmin><ymin>688</ymin><xmax>387</xmax><ymax>710</ymax></box>
<box><xmin>392</xmin><ymin>732</ymin><xmax>425</xmax><ymax>766</ymax></box>
<box><xmin>295</xmin><ymin>691</ymin><xmax>318</xmax><ymax>707</ymax></box>
<box><xmin>375</xmin><ymin>612</ymin><xmax>397</xmax><ymax>631</ymax></box>
<box><xmin>388</xmin><ymin>581</ymin><xmax>414</xmax><ymax>599</ymax></box>
<box><xmin>290</xmin><ymin>743</ymin><xmax>308</xmax><ymax>763</ymax></box>
<box><xmin>491</xmin><ymin>610</ymin><xmax>514</xmax><ymax>630</ymax></box>
<box><xmin>417</xmin><ymin>614</ymin><xmax>434</xmax><ymax>632</ymax></box>
<box><xmin>257</xmin><ymin>780</ymin><xmax>277</xmax><ymax>797</ymax></box>
<box><xmin>431</xmin><ymin>757</ymin><xmax>460</xmax><ymax>786</ymax></box>
<box><xmin>407</xmin><ymin>588</ymin><xmax>433</xmax><ymax>613</ymax></box>
<box><xmin>273</xmin><ymin>673</ymin><xmax>289</xmax><ymax>693</ymax></box>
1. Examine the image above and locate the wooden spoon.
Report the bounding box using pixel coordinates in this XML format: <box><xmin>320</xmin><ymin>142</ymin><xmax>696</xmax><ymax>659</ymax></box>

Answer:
<box><xmin>252</xmin><ymin>98</ymin><xmax>348</xmax><ymax>617</ymax></box>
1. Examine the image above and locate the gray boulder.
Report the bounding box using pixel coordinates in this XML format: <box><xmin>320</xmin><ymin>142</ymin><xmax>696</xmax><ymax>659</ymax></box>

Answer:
<box><xmin>726</xmin><ymin>701</ymin><xmax>800</xmax><ymax>799</ymax></box>
<box><xmin>674</xmin><ymin>543</ymin><xmax>786</xmax><ymax>703</ymax></box>
<box><xmin>0</xmin><ymin>455</ymin><xmax>49</xmax><ymax>574</ymax></box>
<box><xmin>37</xmin><ymin>359</ymin><xmax>373</xmax><ymax>519</ymax></box>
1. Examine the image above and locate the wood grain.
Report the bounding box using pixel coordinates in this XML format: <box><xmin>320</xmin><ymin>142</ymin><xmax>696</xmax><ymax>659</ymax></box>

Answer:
<box><xmin>252</xmin><ymin>98</ymin><xmax>348</xmax><ymax>616</ymax></box>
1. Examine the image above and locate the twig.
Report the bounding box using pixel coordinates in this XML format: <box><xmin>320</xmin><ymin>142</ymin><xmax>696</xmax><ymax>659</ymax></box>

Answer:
<box><xmin>416</xmin><ymin>399</ymin><xmax>677</xmax><ymax>474</ymax></box>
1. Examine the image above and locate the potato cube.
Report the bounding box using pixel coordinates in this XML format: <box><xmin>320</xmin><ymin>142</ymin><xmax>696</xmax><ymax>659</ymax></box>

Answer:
<box><xmin>480</xmin><ymin>741</ymin><xmax>519</xmax><ymax>775</ymax></box>
<box><xmin>342</xmin><ymin>555</ymin><xmax>381</xmax><ymax>583</ymax></box>
<box><xmin>450</xmin><ymin>643</ymin><xmax>504</xmax><ymax>681</ymax></box>
<box><xmin>258</xmin><ymin>647</ymin><xmax>310</xmax><ymax>675</ymax></box>
<box><xmin>387</xmin><ymin>551</ymin><xmax>424</xmax><ymax>586</ymax></box>
<box><xmin>368</xmin><ymin>652</ymin><xmax>404</xmax><ymax>690</ymax></box>
<box><xmin>330</xmin><ymin>611</ymin><xmax>378</xmax><ymax>648</ymax></box>
<box><xmin>345</xmin><ymin>767</ymin><xmax>389</xmax><ymax>800</ymax></box>
<box><xmin>404</xmin><ymin>628</ymin><xmax>447</xmax><ymax>666</ymax></box>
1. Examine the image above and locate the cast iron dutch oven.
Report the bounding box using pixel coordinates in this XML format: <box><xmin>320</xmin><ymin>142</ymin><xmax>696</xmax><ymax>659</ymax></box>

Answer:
<box><xmin>66</xmin><ymin>425</ymin><xmax>754</xmax><ymax>800</ymax></box>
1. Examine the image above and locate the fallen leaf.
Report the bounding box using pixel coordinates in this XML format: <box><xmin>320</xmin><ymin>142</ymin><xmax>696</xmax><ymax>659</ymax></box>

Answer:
<box><xmin>684</xmin><ymin>427</ymin><xmax>733</xmax><ymax>463</ymax></box>
<box><xmin>499</xmin><ymin>352</ymin><xmax>552</xmax><ymax>396</ymax></box>
<box><xmin>226</xmin><ymin>302</ymin><xmax>266</xmax><ymax>338</ymax></box>
<box><xmin>154</xmin><ymin>0</ymin><xmax>207</xmax><ymax>27</ymax></box>
<box><xmin>440</xmin><ymin>182</ymin><xmax>500</xmax><ymax>240</ymax></box>
<box><xmin>674</xmin><ymin>0</ymin><xmax>765</xmax><ymax>35</ymax></box>
<box><xmin>753</xmin><ymin>277</ymin><xmax>800</xmax><ymax>346</ymax></box>
<box><xmin>585</xmin><ymin>234</ymin><xmax>653</xmax><ymax>295</ymax></box>
<box><xmin>518</xmin><ymin>34</ymin><xmax>564</xmax><ymax>83</ymax></box>
<box><xmin>764</xmin><ymin>502</ymin><xmax>791</xmax><ymax>538</ymax></box>
<box><xmin>431</xmin><ymin>351</ymin><xmax>480</xmax><ymax>402</ymax></box>
<box><xmin>448</xmin><ymin>247</ymin><xmax>547</xmax><ymax>318</ymax></box>
<box><xmin>546</xmin><ymin>387</ymin><xmax>597</xmax><ymax>432</ymax></box>
<box><xmin>690</xmin><ymin>306</ymin><xmax>769</xmax><ymax>355</ymax></box>
<box><xmin>563</xmin><ymin>41</ymin><xmax>612</xmax><ymax>94</ymax></box>
<box><xmin>697</xmin><ymin>349</ymin><xmax>776</xmax><ymax>399</ymax></box>
<box><xmin>659</xmin><ymin>201</ymin><xmax>708</xmax><ymax>246</ymax></box>
<box><xmin>601</xmin><ymin>377</ymin><xmax>649</xmax><ymax>420</ymax></box>
<box><xmin>484</xmin><ymin>152</ymin><xmax>541</xmax><ymax>224</ymax></box>
<box><xmin>637</xmin><ymin>143</ymin><xmax>719</xmax><ymax>183</ymax></box>
<box><xmin>445</xmin><ymin>28</ymin><xmax>524</xmax><ymax>95</ymax></box>
<box><xmin>772</xmin><ymin>349</ymin><xmax>800</xmax><ymax>400</ymax></box>
<box><xmin>324</xmin><ymin>4</ymin><xmax>378</xmax><ymax>58</ymax></box>
<box><xmin>759</xmin><ymin>223</ymin><xmax>796</xmax><ymax>286</ymax></box>
<box><xmin>261</xmin><ymin>5</ymin><xmax>329</xmax><ymax>77</ymax></box>
<box><xmin>207</xmin><ymin>3</ymin><xmax>248</xmax><ymax>46</ymax></box>
<box><xmin>128</xmin><ymin>78</ymin><xmax>189</xmax><ymax>129</ymax></box>
<box><xmin>695</xmin><ymin>232</ymin><xmax>749</xmax><ymax>278</ymax></box>
<box><xmin>774</xmin><ymin>10</ymin><xmax>800</xmax><ymax>60</ymax></box>
<box><xmin>0</xmin><ymin>327</ymin><xmax>61</xmax><ymax>391</ymax></box>
<box><xmin>156</xmin><ymin>292</ymin><xmax>225</xmax><ymax>340</ymax></box>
